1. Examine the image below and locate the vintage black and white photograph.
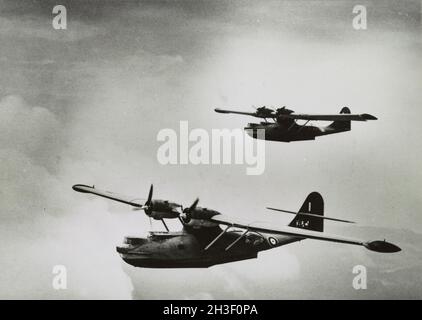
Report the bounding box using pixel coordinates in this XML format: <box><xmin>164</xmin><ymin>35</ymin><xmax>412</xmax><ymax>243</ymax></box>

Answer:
<box><xmin>0</xmin><ymin>0</ymin><xmax>421</xmax><ymax>302</ymax></box>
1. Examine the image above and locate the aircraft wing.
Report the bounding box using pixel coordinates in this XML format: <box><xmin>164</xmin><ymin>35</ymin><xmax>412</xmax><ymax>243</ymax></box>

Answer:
<box><xmin>280</xmin><ymin>113</ymin><xmax>377</xmax><ymax>121</ymax></box>
<box><xmin>210</xmin><ymin>214</ymin><xmax>400</xmax><ymax>253</ymax></box>
<box><xmin>72</xmin><ymin>184</ymin><xmax>144</xmax><ymax>208</ymax></box>
<box><xmin>214</xmin><ymin>108</ymin><xmax>268</xmax><ymax>118</ymax></box>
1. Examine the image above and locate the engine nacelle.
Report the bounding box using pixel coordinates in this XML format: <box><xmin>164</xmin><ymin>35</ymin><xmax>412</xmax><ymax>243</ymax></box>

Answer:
<box><xmin>146</xmin><ymin>199</ymin><xmax>181</xmax><ymax>220</ymax></box>
<box><xmin>183</xmin><ymin>218</ymin><xmax>219</xmax><ymax>228</ymax></box>
<box><xmin>181</xmin><ymin>207</ymin><xmax>220</xmax><ymax>228</ymax></box>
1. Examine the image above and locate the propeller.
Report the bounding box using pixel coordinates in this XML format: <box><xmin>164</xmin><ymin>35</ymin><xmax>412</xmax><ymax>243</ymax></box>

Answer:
<box><xmin>132</xmin><ymin>184</ymin><xmax>182</xmax><ymax>221</ymax></box>
<box><xmin>142</xmin><ymin>184</ymin><xmax>153</xmax><ymax>216</ymax></box>
<box><xmin>131</xmin><ymin>184</ymin><xmax>153</xmax><ymax>215</ymax></box>
<box><xmin>180</xmin><ymin>198</ymin><xmax>199</xmax><ymax>223</ymax></box>
<box><xmin>275</xmin><ymin>106</ymin><xmax>294</xmax><ymax>116</ymax></box>
<box><xmin>253</xmin><ymin>106</ymin><xmax>276</xmax><ymax>120</ymax></box>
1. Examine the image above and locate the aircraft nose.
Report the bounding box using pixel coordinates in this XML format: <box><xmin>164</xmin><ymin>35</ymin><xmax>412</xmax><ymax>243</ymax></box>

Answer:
<box><xmin>117</xmin><ymin>244</ymin><xmax>147</xmax><ymax>254</ymax></box>
<box><xmin>116</xmin><ymin>245</ymin><xmax>152</xmax><ymax>256</ymax></box>
<box><xmin>116</xmin><ymin>245</ymin><xmax>131</xmax><ymax>254</ymax></box>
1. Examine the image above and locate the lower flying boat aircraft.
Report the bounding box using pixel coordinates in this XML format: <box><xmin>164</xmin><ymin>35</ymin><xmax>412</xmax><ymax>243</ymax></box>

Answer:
<box><xmin>215</xmin><ymin>106</ymin><xmax>377</xmax><ymax>142</ymax></box>
<box><xmin>73</xmin><ymin>184</ymin><xmax>400</xmax><ymax>268</ymax></box>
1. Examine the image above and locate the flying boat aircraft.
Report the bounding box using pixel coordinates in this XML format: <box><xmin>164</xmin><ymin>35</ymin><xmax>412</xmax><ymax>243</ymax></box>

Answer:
<box><xmin>215</xmin><ymin>106</ymin><xmax>377</xmax><ymax>142</ymax></box>
<box><xmin>73</xmin><ymin>184</ymin><xmax>400</xmax><ymax>268</ymax></box>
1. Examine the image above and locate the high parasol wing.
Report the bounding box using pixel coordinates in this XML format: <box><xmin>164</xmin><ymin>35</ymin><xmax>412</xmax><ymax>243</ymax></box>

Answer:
<box><xmin>279</xmin><ymin>113</ymin><xmax>377</xmax><ymax>121</ymax></box>
<box><xmin>209</xmin><ymin>214</ymin><xmax>400</xmax><ymax>253</ymax></box>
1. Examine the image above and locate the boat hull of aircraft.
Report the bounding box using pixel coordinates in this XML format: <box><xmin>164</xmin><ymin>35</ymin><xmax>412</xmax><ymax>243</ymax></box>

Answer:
<box><xmin>116</xmin><ymin>228</ymin><xmax>301</xmax><ymax>268</ymax></box>
<box><xmin>245</xmin><ymin>122</ymin><xmax>350</xmax><ymax>142</ymax></box>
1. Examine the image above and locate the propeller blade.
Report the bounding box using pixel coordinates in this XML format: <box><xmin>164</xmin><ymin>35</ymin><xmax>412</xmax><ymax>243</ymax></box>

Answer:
<box><xmin>146</xmin><ymin>184</ymin><xmax>153</xmax><ymax>206</ymax></box>
<box><xmin>188</xmin><ymin>198</ymin><xmax>199</xmax><ymax>212</ymax></box>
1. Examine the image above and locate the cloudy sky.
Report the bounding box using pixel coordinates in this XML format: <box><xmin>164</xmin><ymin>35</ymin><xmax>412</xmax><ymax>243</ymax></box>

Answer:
<box><xmin>0</xmin><ymin>0</ymin><xmax>421</xmax><ymax>299</ymax></box>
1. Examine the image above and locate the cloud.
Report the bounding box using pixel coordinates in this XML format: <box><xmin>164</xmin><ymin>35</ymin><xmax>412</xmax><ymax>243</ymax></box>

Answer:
<box><xmin>0</xmin><ymin>95</ymin><xmax>134</xmax><ymax>299</ymax></box>
<box><xmin>0</xmin><ymin>95</ymin><xmax>62</xmax><ymax>169</ymax></box>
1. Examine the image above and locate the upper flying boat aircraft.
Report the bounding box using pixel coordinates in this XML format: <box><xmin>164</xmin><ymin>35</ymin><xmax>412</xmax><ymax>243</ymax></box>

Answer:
<box><xmin>215</xmin><ymin>106</ymin><xmax>377</xmax><ymax>142</ymax></box>
<box><xmin>73</xmin><ymin>184</ymin><xmax>400</xmax><ymax>268</ymax></box>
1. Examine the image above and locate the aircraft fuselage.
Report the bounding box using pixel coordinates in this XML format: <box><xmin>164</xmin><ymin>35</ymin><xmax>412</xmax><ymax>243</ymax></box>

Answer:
<box><xmin>245</xmin><ymin>119</ymin><xmax>350</xmax><ymax>142</ymax></box>
<box><xmin>116</xmin><ymin>226</ymin><xmax>302</xmax><ymax>268</ymax></box>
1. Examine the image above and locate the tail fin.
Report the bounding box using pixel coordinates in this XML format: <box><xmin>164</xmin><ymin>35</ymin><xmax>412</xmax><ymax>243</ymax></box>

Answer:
<box><xmin>289</xmin><ymin>192</ymin><xmax>324</xmax><ymax>232</ymax></box>
<box><xmin>327</xmin><ymin>107</ymin><xmax>351</xmax><ymax>131</ymax></box>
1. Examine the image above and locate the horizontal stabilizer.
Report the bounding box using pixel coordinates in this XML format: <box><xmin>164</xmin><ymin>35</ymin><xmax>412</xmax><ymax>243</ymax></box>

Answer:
<box><xmin>266</xmin><ymin>207</ymin><xmax>355</xmax><ymax>224</ymax></box>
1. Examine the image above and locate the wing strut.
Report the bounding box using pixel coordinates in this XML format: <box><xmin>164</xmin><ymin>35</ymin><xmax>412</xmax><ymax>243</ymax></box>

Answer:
<box><xmin>297</xmin><ymin>120</ymin><xmax>310</xmax><ymax>133</ymax></box>
<box><xmin>225</xmin><ymin>229</ymin><xmax>249</xmax><ymax>251</ymax></box>
<box><xmin>204</xmin><ymin>225</ymin><xmax>231</xmax><ymax>251</ymax></box>
<box><xmin>161</xmin><ymin>219</ymin><xmax>169</xmax><ymax>232</ymax></box>
<box><xmin>287</xmin><ymin>120</ymin><xmax>296</xmax><ymax>131</ymax></box>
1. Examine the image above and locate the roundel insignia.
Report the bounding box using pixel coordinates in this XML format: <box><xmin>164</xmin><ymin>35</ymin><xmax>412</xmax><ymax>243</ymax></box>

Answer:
<box><xmin>268</xmin><ymin>237</ymin><xmax>278</xmax><ymax>246</ymax></box>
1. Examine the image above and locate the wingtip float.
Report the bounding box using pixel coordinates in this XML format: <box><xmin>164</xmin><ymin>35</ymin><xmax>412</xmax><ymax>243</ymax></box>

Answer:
<box><xmin>364</xmin><ymin>240</ymin><xmax>401</xmax><ymax>253</ymax></box>
<box><xmin>72</xmin><ymin>184</ymin><xmax>94</xmax><ymax>193</ymax></box>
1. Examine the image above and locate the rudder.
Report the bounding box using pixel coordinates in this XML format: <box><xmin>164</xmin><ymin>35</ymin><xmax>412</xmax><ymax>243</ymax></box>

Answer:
<box><xmin>289</xmin><ymin>192</ymin><xmax>324</xmax><ymax>232</ymax></box>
